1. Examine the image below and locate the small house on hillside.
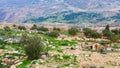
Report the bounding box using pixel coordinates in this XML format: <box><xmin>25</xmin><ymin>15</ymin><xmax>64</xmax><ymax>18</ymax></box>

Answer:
<box><xmin>84</xmin><ymin>43</ymin><xmax>112</xmax><ymax>51</ymax></box>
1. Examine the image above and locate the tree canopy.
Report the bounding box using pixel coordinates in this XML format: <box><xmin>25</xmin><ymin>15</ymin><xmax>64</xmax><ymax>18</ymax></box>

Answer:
<box><xmin>68</xmin><ymin>27</ymin><xmax>79</xmax><ymax>35</ymax></box>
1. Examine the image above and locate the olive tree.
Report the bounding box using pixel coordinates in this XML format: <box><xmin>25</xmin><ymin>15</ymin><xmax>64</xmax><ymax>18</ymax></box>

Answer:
<box><xmin>49</xmin><ymin>30</ymin><xmax>59</xmax><ymax>37</ymax></box>
<box><xmin>18</xmin><ymin>26</ymin><xmax>26</xmax><ymax>30</ymax></box>
<box><xmin>83</xmin><ymin>28</ymin><xmax>102</xmax><ymax>38</ymax></box>
<box><xmin>68</xmin><ymin>27</ymin><xmax>79</xmax><ymax>35</ymax></box>
<box><xmin>4</xmin><ymin>26</ymin><xmax>11</xmax><ymax>31</ymax></box>
<box><xmin>30</xmin><ymin>24</ymin><xmax>38</xmax><ymax>30</ymax></box>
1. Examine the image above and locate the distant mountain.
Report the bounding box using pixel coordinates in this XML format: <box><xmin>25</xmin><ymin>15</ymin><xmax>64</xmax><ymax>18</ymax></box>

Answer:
<box><xmin>65</xmin><ymin>0</ymin><xmax>120</xmax><ymax>10</ymax></box>
<box><xmin>0</xmin><ymin>0</ymin><xmax>120</xmax><ymax>24</ymax></box>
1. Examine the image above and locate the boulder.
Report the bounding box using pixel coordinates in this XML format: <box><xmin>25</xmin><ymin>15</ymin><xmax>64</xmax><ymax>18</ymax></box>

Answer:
<box><xmin>41</xmin><ymin>55</ymin><xmax>47</xmax><ymax>60</ymax></box>
<box><xmin>2</xmin><ymin>58</ymin><xmax>14</xmax><ymax>65</ymax></box>
<box><xmin>10</xmin><ymin>65</ymin><xmax>16</xmax><ymax>68</ymax></box>
<box><xmin>15</xmin><ymin>62</ymin><xmax>23</xmax><ymax>66</ymax></box>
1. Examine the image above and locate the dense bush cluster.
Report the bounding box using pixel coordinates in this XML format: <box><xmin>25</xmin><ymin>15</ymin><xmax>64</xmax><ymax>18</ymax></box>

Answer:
<box><xmin>18</xmin><ymin>25</ymin><xmax>26</xmax><ymax>30</ymax></box>
<box><xmin>30</xmin><ymin>24</ymin><xmax>48</xmax><ymax>32</ymax></box>
<box><xmin>21</xmin><ymin>33</ymin><xmax>45</xmax><ymax>60</ymax></box>
<box><xmin>4</xmin><ymin>26</ymin><xmax>11</xmax><ymax>31</ymax></box>
<box><xmin>53</xmin><ymin>27</ymin><xmax>61</xmax><ymax>31</ymax></box>
<box><xmin>83</xmin><ymin>25</ymin><xmax>120</xmax><ymax>42</ymax></box>
<box><xmin>68</xmin><ymin>27</ymin><xmax>79</xmax><ymax>35</ymax></box>
<box><xmin>102</xmin><ymin>25</ymin><xmax>120</xmax><ymax>42</ymax></box>
<box><xmin>49</xmin><ymin>31</ymin><xmax>59</xmax><ymax>37</ymax></box>
<box><xmin>37</xmin><ymin>26</ymin><xmax>48</xmax><ymax>32</ymax></box>
<box><xmin>83</xmin><ymin>28</ymin><xmax>102</xmax><ymax>38</ymax></box>
<box><xmin>30</xmin><ymin>24</ymin><xmax>38</xmax><ymax>30</ymax></box>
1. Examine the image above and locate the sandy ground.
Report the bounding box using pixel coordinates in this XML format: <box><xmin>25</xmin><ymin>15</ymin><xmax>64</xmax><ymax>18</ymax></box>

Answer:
<box><xmin>62</xmin><ymin>46</ymin><xmax>120</xmax><ymax>68</ymax></box>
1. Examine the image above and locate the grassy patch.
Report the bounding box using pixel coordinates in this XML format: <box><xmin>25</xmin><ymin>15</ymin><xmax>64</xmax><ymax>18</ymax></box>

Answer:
<box><xmin>0</xmin><ymin>44</ymin><xmax>6</xmax><ymax>49</ymax></box>
<box><xmin>52</xmin><ymin>40</ymin><xmax>77</xmax><ymax>46</ymax></box>
<box><xmin>17</xmin><ymin>59</ymin><xmax>31</xmax><ymax>68</ymax></box>
<box><xmin>112</xmin><ymin>45</ymin><xmax>120</xmax><ymax>49</ymax></box>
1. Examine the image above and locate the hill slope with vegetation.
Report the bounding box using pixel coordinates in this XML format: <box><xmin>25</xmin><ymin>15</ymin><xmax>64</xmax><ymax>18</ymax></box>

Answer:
<box><xmin>0</xmin><ymin>0</ymin><xmax>120</xmax><ymax>24</ymax></box>
<box><xmin>24</xmin><ymin>11</ymin><xmax>120</xmax><ymax>24</ymax></box>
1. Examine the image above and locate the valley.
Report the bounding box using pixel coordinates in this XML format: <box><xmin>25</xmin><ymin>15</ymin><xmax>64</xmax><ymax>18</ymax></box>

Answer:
<box><xmin>0</xmin><ymin>0</ymin><xmax>120</xmax><ymax>24</ymax></box>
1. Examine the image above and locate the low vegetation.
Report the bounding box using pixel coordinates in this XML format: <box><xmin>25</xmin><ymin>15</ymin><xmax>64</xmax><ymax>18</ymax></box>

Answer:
<box><xmin>49</xmin><ymin>30</ymin><xmax>59</xmax><ymax>37</ymax></box>
<box><xmin>68</xmin><ymin>27</ymin><xmax>79</xmax><ymax>35</ymax></box>
<box><xmin>83</xmin><ymin>28</ymin><xmax>102</xmax><ymax>38</ymax></box>
<box><xmin>18</xmin><ymin>26</ymin><xmax>26</xmax><ymax>30</ymax></box>
<box><xmin>0</xmin><ymin>24</ymin><xmax>120</xmax><ymax>68</ymax></box>
<box><xmin>21</xmin><ymin>34</ymin><xmax>46</xmax><ymax>60</ymax></box>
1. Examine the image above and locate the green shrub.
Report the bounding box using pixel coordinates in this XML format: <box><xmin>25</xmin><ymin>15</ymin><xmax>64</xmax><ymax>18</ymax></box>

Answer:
<box><xmin>111</xmin><ymin>29</ymin><xmax>120</xmax><ymax>35</ymax></box>
<box><xmin>99</xmin><ymin>49</ymin><xmax>106</xmax><ymax>54</ymax></box>
<box><xmin>0</xmin><ymin>45</ymin><xmax>5</xmax><ymax>49</ymax></box>
<box><xmin>112</xmin><ymin>45</ymin><xmax>120</xmax><ymax>49</ymax></box>
<box><xmin>63</xmin><ymin>55</ymin><xmax>71</xmax><ymax>60</ymax></box>
<box><xmin>0</xmin><ymin>61</ymin><xmax>4</xmax><ymax>68</ymax></box>
<box><xmin>37</xmin><ymin>26</ymin><xmax>48</xmax><ymax>32</ymax></box>
<box><xmin>57</xmin><ymin>49</ymin><xmax>63</xmax><ymax>53</ymax></box>
<box><xmin>71</xmin><ymin>47</ymin><xmax>75</xmax><ymax>50</ymax></box>
<box><xmin>90</xmin><ymin>66</ymin><xmax>96</xmax><ymax>68</ymax></box>
<box><xmin>53</xmin><ymin>54</ymin><xmax>62</xmax><ymax>62</ymax></box>
<box><xmin>53</xmin><ymin>27</ymin><xmax>61</xmax><ymax>31</ymax></box>
<box><xmin>83</xmin><ymin>28</ymin><xmax>102</xmax><ymax>38</ymax></box>
<box><xmin>21</xmin><ymin>33</ymin><xmax>46</xmax><ymax>60</ymax></box>
<box><xmin>18</xmin><ymin>26</ymin><xmax>26</xmax><ymax>30</ymax></box>
<box><xmin>30</xmin><ymin>24</ymin><xmax>38</xmax><ymax>30</ymax></box>
<box><xmin>99</xmin><ymin>66</ymin><xmax>104</xmax><ymax>68</ymax></box>
<box><xmin>72</xmin><ymin>55</ymin><xmax>77</xmax><ymax>63</ymax></box>
<box><xmin>49</xmin><ymin>31</ymin><xmax>59</xmax><ymax>37</ymax></box>
<box><xmin>83</xmin><ymin>28</ymin><xmax>92</xmax><ymax>37</ymax></box>
<box><xmin>13</xmin><ymin>24</ymin><xmax>16</xmax><ymax>27</ymax></box>
<box><xmin>4</xmin><ymin>26</ymin><xmax>11</xmax><ymax>31</ymax></box>
<box><xmin>90</xmin><ymin>32</ymin><xmax>102</xmax><ymax>38</ymax></box>
<box><xmin>99</xmin><ymin>41</ymin><xmax>109</xmax><ymax>46</ymax></box>
<box><xmin>0</xmin><ymin>39</ymin><xmax>7</xmax><ymax>44</ymax></box>
<box><xmin>20</xmin><ymin>33</ymin><xmax>29</xmax><ymax>46</ymax></box>
<box><xmin>68</xmin><ymin>27</ymin><xmax>79</xmax><ymax>35</ymax></box>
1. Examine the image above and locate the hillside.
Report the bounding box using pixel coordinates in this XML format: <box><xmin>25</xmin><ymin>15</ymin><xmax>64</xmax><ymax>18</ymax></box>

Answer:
<box><xmin>24</xmin><ymin>11</ymin><xmax>120</xmax><ymax>24</ymax></box>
